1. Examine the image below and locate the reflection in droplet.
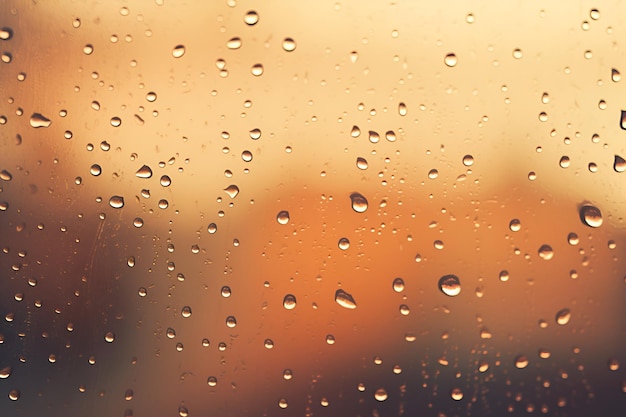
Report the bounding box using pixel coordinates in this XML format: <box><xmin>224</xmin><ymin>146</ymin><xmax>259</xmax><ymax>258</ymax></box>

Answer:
<box><xmin>614</xmin><ymin>155</ymin><xmax>626</xmax><ymax>172</ymax></box>
<box><xmin>444</xmin><ymin>53</ymin><xmax>457</xmax><ymax>67</ymax></box>
<box><xmin>29</xmin><ymin>113</ymin><xmax>52</xmax><ymax>128</ymax></box>
<box><xmin>109</xmin><ymin>196</ymin><xmax>124</xmax><ymax>209</ymax></box>
<box><xmin>538</xmin><ymin>244</ymin><xmax>554</xmax><ymax>260</ymax></box>
<box><xmin>392</xmin><ymin>277</ymin><xmax>405</xmax><ymax>293</ymax></box>
<box><xmin>224</xmin><ymin>185</ymin><xmax>240</xmax><ymax>198</ymax></box>
<box><xmin>334</xmin><ymin>289</ymin><xmax>357</xmax><ymax>309</ymax></box>
<box><xmin>555</xmin><ymin>308</ymin><xmax>571</xmax><ymax>325</ymax></box>
<box><xmin>276</xmin><ymin>210</ymin><xmax>290</xmax><ymax>225</ymax></box>
<box><xmin>283</xmin><ymin>294</ymin><xmax>296</xmax><ymax>310</ymax></box>
<box><xmin>172</xmin><ymin>44</ymin><xmax>186</xmax><ymax>58</ymax></box>
<box><xmin>579</xmin><ymin>204</ymin><xmax>603</xmax><ymax>227</ymax></box>
<box><xmin>439</xmin><ymin>275</ymin><xmax>461</xmax><ymax>296</ymax></box>
<box><xmin>338</xmin><ymin>238</ymin><xmax>350</xmax><ymax>250</ymax></box>
<box><xmin>374</xmin><ymin>388</ymin><xmax>388</xmax><ymax>401</ymax></box>
<box><xmin>350</xmin><ymin>192</ymin><xmax>368</xmax><ymax>213</ymax></box>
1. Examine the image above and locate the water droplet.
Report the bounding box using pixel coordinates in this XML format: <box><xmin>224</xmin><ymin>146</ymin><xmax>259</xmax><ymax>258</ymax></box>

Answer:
<box><xmin>0</xmin><ymin>27</ymin><xmax>13</xmax><ymax>40</ymax></box>
<box><xmin>350</xmin><ymin>192</ymin><xmax>368</xmax><ymax>213</ymax></box>
<box><xmin>138</xmin><ymin>287</ymin><xmax>147</xmax><ymax>297</ymax></box>
<box><xmin>499</xmin><ymin>270</ymin><xmax>510</xmax><ymax>282</ymax></box>
<box><xmin>374</xmin><ymin>388</ymin><xmax>388</xmax><ymax>401</ymax></box>
<box><xmin>227</xmin><ymin>37</ymin><xmax>242</xmax><ymax>49</ymax></box>
<box><xmin>538</xmin><ymin>244</ymin><xmax>554</xmax><ymax>260</ymax></box>
<box><xmin>109</xmin><ymin>196</ymin><xmax>124</xmax><ymax>209</ymax></box>
<box><xmin>220</xmin><ymin>286</ymin><xmax>231</xmax><ymax>298</ymax></box>
<box><xmin>538</xmin><ymin>349</ymin><xmax>551</xmax><ymax>359</ymax></box>
<box><xmin>283</xmin><ymin>294</ymin><xmax>296</xmax><ymax>310</ymax></box>
<box><xmin>462</xmin><ymin>154</ymin><xmax>474</xmax><ymax>166</ymax></box>
<box><xmin>334</xmin><ymin>289</ymin><xmax>357</xmax><ymax>309</ymax></box>
<box><xmin>466</xmin><ymin>13</ymin><xmax>475</xmax><ymax>23</ymax></box>
<box><xmin>83</xmin><ymin>44</ymin><xmax>94</xmax><ymax>55</ymax></box>
<box><xmin>124</xmin><ymin>389</ymin><xmax>134</xmax><ymax>401</ymax></box>
<box><xmin>614</xmin><ymin>155</ymin><xmax>626</xmax><ymax>172</ymax></box>
<box><xmin>207</xmin><ymin>376</ymin><xmax>218</xmax><ymax>387</ymax></box>
<box><xmin>514</xmin><ymin>355</ymin><xmax>529</xmax><ymax>369</ymax></box>
<box><xmin>611</xmin><ymin>68</ymin><xmax>621</xmax><ymax>82</ymax></box>
<box><xmin>439</xmin><ymin>275</ymin><xmax>461</xmax><ymax>296</ymax></box>
<box><xmin>160</xmin><ymin>175</ymin><xmax>171</xmax><ymax>187</ymax></box>
<box><xmin>620</xmin><ymin>110</ymin><xmax>626</xmax><ymax>130</ymax></box>
<box><xmin>282</xmin><ymin>38</ymin><xmax>296</xmax><ymax>52</ymax></box>
<box><xmin>509</xmin><ymin>219</ymin><xmax>521</xmax><ymax>232</ymax></box>
<box><xmin>181</xmin><ymin>306</ymin><xmax>192</xmax><ymax>318</ymax></box>
<box><xmin>338</xmin><ymin>237</ymin><xmax>350</xmax><ymax>250</ymax></box>
<box><xmin>450</xmin><ymin>388</ymin><xmax>463</xmax><ymax>401</ymax></box>
<box><xmin>244</xmin><ymin>10</ymin><xmax>259</xmax><ymax>25</ymax></box>
<box><xmin>608</xmin><ymin>359</ymin><xmax>620</xmax><ymax>371</ymax></box>
<box><xmin>444</xmin><ymin>53</ymin><xmax>457</xmax><ymax>67</ymax></box>
<box><xmin>368</xmin><ymin>130</ymin><xmax>379</xmax><ymax>143</ymax></box>
<box><xmin>399</xmin><ymin>304</ymin><xmax>410</xmax><ymax>315</ymax></box>
<box><xmin>428</xmin><ymin>169</ymin><xmax>438</xmax><ymax>179</ymax></box>
<box><xmin>478</xmin><ymin>361</ymin><xmax>489</xmax><ymax>372</ymax></box>
<box><xmin>580</xmin><ymin>204</ymin><xmax>603</xmax><ymax>227</ymax></box>
<box><xmin>110</xmin><ymin>117</ymin><xmax>122</xmax><ymax>127</ymax></box>
<box><xmin>8</xmin><ymin>389</ymin><xmax>19</xmax><ymax>401</ymax></box>
<box><xmin>398</xmin><ymin>102</ymin><xmax>407</xmax><ymax>116</ymax></box>
<box><xmin>224</xmin><ymin>185</ymin><xmax>239</xmax><ymax>198</ymax></box>
<box><xmin>392</xmin><ymin>277</ymin><xmax>405</xmax><ymax>292</ymax></box>
<box><xmin>350</xmin><ymin>125</ymin><xmax>361</xmax><ymax>138</ymax></box>
<box><xmin>207</xmin><ymin>223</ymin><xmax>218</xmax><ymax>234</ymax></box>
<box><xmin>172</xmin><ymin>44</ymin><xmax>185</xmax><ymax>58</ymax></box>
<box><xmin>278</xmin><ymin>398</ymin><xmax>288</xmax><ymax>409</ymax></box>
<box><xmin>251</xmin><ymin>63</ymin><xmax>264</xmax><ymax>76</ymax></box>
<box><xmin>166</xmin><ymin>328</ymin><xmax>176</xmax><ymax>339</ymax></box>
<box><xmin>29</xmin><ymin>113</ymin><xmax>51</xmax><ymax>128</ymax></box>
<box><xmin>567</xmin><ymin>233</ymin><xmax>579</xmax><ymax>245</ymax></box>
<box><xmin>385</xmin><ymin>130</ymin><xmax>396</xmax><ymax>142</ymax></box>
<box><xmin>0</xmin><ymin>170</ymin><xmax>12</xmax><ymax>181</ymax></box>
<box><xmin>559</xmin><ymin>156</ymin><xmax>570</xmax><ymax>168</ymax></box>
<box><xmin>225</xmin><ymin>315</ymin><xmax>237</xmax><ymax>328</ymax></box>
<box><xmin>282</xmin><ymin>369</ymin><xmax>293</xmax><ymax>380</ymax></box>
<box><xmin>178</xmin><ymin>406</ymin><xmax>188</xmax><ymax>417</ymax></box>
<box><xmin>555</xmin><ymin>308</ymin><xmax>571</xmax><ymax>325</ymax></box>
<box><xmin>104</xmin><ymin>332</ymin><xmax>115</xmax><ymax>343</ymax></box>
<box><xmin>512</xmin><ymin>48</ymin><xmax>523</xmax><ymax>59</ymax></box>
<box><xmin>590</xmin><ymin>8</ymin><xmax>600</xmax><ymax>20</ymax></box>
<box><xmin>0</xmin><ymin>366</ymin><xmax>12</xmax><ymax>379</ymax></box>
<box><xmin>276</xmin><ymin>210</ymin><xmax>290</xmax><ymax>225</ymax></box>
<box><xmin>356</xmin><ymin>157</ymin><xmax>368</xmax><ymax>170</ymax></box>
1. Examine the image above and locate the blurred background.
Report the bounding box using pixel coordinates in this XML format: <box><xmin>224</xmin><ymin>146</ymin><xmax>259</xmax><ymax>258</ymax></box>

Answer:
<box><xmin>0</xmin><ymin>0</ymin><xmax>625</xmax><ymax>416</ymax></box>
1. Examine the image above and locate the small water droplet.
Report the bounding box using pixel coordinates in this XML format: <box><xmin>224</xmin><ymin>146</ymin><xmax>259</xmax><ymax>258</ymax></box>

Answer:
<box><xmin>356</xmin><ymin>157</ymin><xmax>368</xmax><ymax>170</ymax></box>
<box><xmin>124</xmin><ymin>389</ymin><xmax>134</xmax><ymax>401</ymax></box>
<box><xmin>555</xmin><ymin>308</ymin><xmax>571</xmax><ymax>325</ymax></box>
<box><xmin>0</xmin><ymin>27</ymin><xmax>13</xmax><ymax>40</ymax></box>
<box><xmin>608</xmin><ymin>359</ymin><xmax>620</xmax><ymax>371</ymax></box>
<box><xmin>559</xmin><ymin>156</ymin><xmax>570</xmax><ymax>168</ymax></box>
<box><xmin>538</xmin><ymin>244</ymin><xmax>554</xmax><ymax>260</ymax></box>
<box><xmin>207</xmin><ymin>376</ymin><xmax>218</xmax><ymax>387</ymax></box>
<box><xmin>614</xmin><ymin>155</ymin><xmax>626</xmax><ymax>172</ymax></box>
<box><xmin>398</xmin><ymin>102</ymin><xmax>407</xmax><ymax>116</ymax></box>
<box><xmin>349</xmin><ymin>50</ymin><xmax>359</xmax><ymax>63</ymax></box>
<box><xmin>428</xmin><ymin>169</ymin><xmax>438</xmax><ymax>179</ymax></box>
<box><xmin>439</xmin><ymin>275</ymin><xmax>461</xmax><ymax>296</ymax></box>
<box><xmin>338</xmin><ymin>237</ymin><xmax>350</xmax><ymax>250</ymax></box>
<box><xmin>350</xmin><ymin>125</ymin><xmax>361</xmax><ymax>138</ymax></box>
<box><xmin>8</xmin><ymin>389</ymin><xmax>19</xmax><ymax>401</ymax></box>
<box><xmin>567</xmin><ymin>232</ymin><xmax>579</xmax><ymax>245</ymax></box>
<box><xmin>509</xmin><ymin>219</ymin><xmax>521</xmax><ymax>232</ymax></box>
<box><xmin>611</xmin><ymin>68</ymin><xmax>621</xmax><ymax>82</ymax></box>
<box><xmin>620</xmin><ymin>110</ymin><xmax>626</xmax><ymax>130</ymax></box>
<box><xmin>224</xmin><ymin>185</ymin><xmax>239</xmax><ymax>198</ymax></box>
<box><xmin>499</xmin><ymin>270</ymin><xmax>510</xmax><ymax>282</ymax></box>
<box><xmin>444</xmin><ymin>53</ymin><xmax>457</xmax><ymax>67</ymax></box>
<box><xmin>282</xmin><ymin>37</ymin><xmax>296</xmax><ymax>52</ymax></box>
<box><xmin>160</xmin><ymin>175</ymin><xmax>171</xmax><ymax>187</ymax></box>
<box><xmin>450</xmin><ymin>388</ymin><xmax>463</xmax><ymax>401</ymax></box>
<box><xmin>282</xmin><ymin>369</ymin><xmax>293</xmax><ymax>380</ymax></box>
<box><xmin>512</xmin><ymin>48</ymin><xmax>523</xmax><ymax>59</ymax></box>
<box><xmin>172</xmin><ymin>44</ymin><xmax>186</xmax><ymax>58</ymax></box>
<box><xmin>110</xmin><ymin>117</ymin><xmax>122</xmax><ymax>127</ymax></box>
<box><xmin>0</xmin><ymin>366</ymin><xmax>12</xmax><ymax>379</ymax></box>
<box><xmin>83</xmin><ymin>44</ymin><xmax>94</xmax><ymax>55</ymax></box>
<box><xmin>227</xmin><ymin>37</ymin><xmax>242</xmax><ymax>49</ymax></box>
<box><xmin>334</xmin><ymin>289</ymin><xmax>357</xmax><ymax>309</ymax></box>
<box><xmin>225</xmin><ymin>315</ymin><xmax>237</xmax><ymax>328</ymax></box>
<box><xmin>146</xmin><ymin>92</ymin><xmax>157</xmax><ymax>102</ymax></box>
<box><xmin>0</xmin><ymin>170</ymin><xmax>12</xmax><ymax>181</ymax></box>
<box><xmin>385</xmin><ymin>130</ymin><xmax>396</xmax><ymax>142</ymax></box>
<box><xmin>29</xmin><ymin>113</ymin><xmax>51</xmax><ymax>128</ymax></box>
<box><xmin>579</xmin><ymin>204</ymin><xmax>603</xmax><ymax>227</ymax></box>
<box><xmin>462</xmin><ymin>154</ymin><xmax>474</xmax><ymax>166</ymax></box>
<box><xmin>590</xmin><ymin>8</ymin><xmax>600</xmax><ymax>20</ymax></box>
<box><xmin>276</xmin><ymin>210</ymin><xmax>290</xmax><ymax>225</ymax></box>
<box><xmin>207</xmin><ymin>223</ymin><xmax>218</xmax><ymax>234</ymax></box>
<box><xmin>136</xmin><ymin>165</ymin><xmax>152</xmax><ymax>178</ymax></box>
<box><xmin>251</xmin><ymin>63</ymin><xmax>264</xmax><ymax>76</ymax></box>
<box><xmin>368</xmin><ymin>130</ymin><xmax>379</xmax><ymax>143</ymax></box>
<box><xmin>350</xmin><ymin>192</ymin><xmax>368</xmax><ymax>213</ymax></box>
<box><xmin>283</xmin><ymin>294</ymin><xmax>296</xmax><ymax>310</ymax></box>
<box><xmin>399</xmin><ymin>304</ymin><xmax>410</xmax><ymax>315</ymax></box>
<box><xmin>392</xmin><ymin>277</ymin><xmax>405</xmax><ymax>293</ymax></box>
<box><xmin>514</xmin><ymin>355</ymin><xmax>529</xmax><ymax>369</ymax></box>
<box><xmin>109</xmin><ymin>196</ymin><xmax>124</xmax><ymax>209</ymax></box>
<box><xmin>181</xmin><ymin>306</ymin><xmax>192</xmax><ymax>318</ymax></box>
<box><xmin>221</xmin><ymin>286</ymin><xmax>231</xmax><ymax>298</ymax></box>
<box><xmin>278</xmin><ymin>398</ymin><xmax>288</xmax><ymax>409</ymax></box>
<box><xmin>244</xmin><ymin>10</ymin><xmax>259</xmax><ymax>25</ymax></box>
<box><xmin>374</xmin><ymin>388</ymin><xmax>388</xmax><ymax>401</ymax></box>
<box><xmin>104</xmin><ymin>332</ymin><xmax>115</xmax><ymax>343</ymax></box>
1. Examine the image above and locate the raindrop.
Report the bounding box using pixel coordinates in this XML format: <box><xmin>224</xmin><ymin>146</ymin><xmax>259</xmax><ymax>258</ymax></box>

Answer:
<box><xmin>462</xmin><ymin>154</ymin><xmax>474</xmax><ymax>166</ymax></box>
<box><xmin>283</xmin><ymin>294</ymin><xmax>296</xmax><ymax>310</ymax></box>
<box><xmin>621</xmin><ymin>110</ymin><xmax>626</xmax><ymax>130</ymax></box>
<box><xmin>8</xmin><ymin>389</ymin><xmax>19</xmax><ymax>401</ymax></box>
<box><xmin>350</xmin><ymin>192</ymin><xmax>368</xmax><ymax>213</ymax></box>
<box><xmin>221</xmin><ymin>286</ymin><xmax>231</xmax><ymax>297</ymax></box>
<box><xmin>0</xmin><ymin>27</ymin><xmax>13</xmax><ymax>40</ymax></box>
<box><xmin>29</xmin><ymin>113</ymin><xmax>52</xmax><ymax>128</ymax></box>
<box><xmin>444</xmin><ymin>53</ymin><xmax>457</xmax><ymax>67</ymax></box>
<box><xmin>244</xmin><ymin>10</ymin><xmax>259</xmax><ymax>25</ymax></box>
<box><xmin>0</xmin><ymin>366</ymin><xmax>12</xmax><ymax>379</ymax></box>
<box><xmin>207</xmin><ymin>376</ymin><xmax>217</xmax><ymax>387</ymax></box>
<box><xmin>278</xmin><ymin>399</ymin><xmax>288</xmax><ymax>409</ymax></box>
<box><xmin>160</xmin><ymin>175</ymin><xmax>171</xmax><ymax>187</ymax></box>
<box><xmin>385</xmin><ymin>130</ymin><xmax>396</xmax><ymax>142</ymax></box>
<box><xmin>392</xmin><ymin>277</ymin><xmax>405</xmax><ymax>292</ymax></box>
<box><xmin>0</xmin><ymin>170</ymin><xmax>12</xmax><ymax>181</ymax></box>
<box><xmin>109</xmin><ymin>196</ymin><xmax>124</xmax><ymax>209</ymax></box>
<box><xmin>224</xmin><ymin>185</ymin><xmax>240</xmax><ymax>198</ymax></box>
<box><xmin>207</xmin><ymin>223</ymin><xmax>218</xmax><ymax>234</ymax></box>
<box><xmin>538</xmin><ymin>244</ymin><xmax>554</xmax><ymax>260</ymax></box>
<box><xmin>283</xmin><ymin>369</ymin><xmax>293</xmax><ymax>380</ymax></box>
<box><xmin>428</xmin><ymin>169</ymin><xmax>438</xmax><ymax>179</ymax></box>
<box><xmin>83</xmin><ymin>44</ymin><xmax>94</xmax><ymax>55</ymax></box>
<box><xmin>334</xmin><ymin>289</ymin><xmax>357</xmax><ymax>309</ymax></box>
<box><xmin>439</xmin><ymin>275</ymin><xmax>461</xmax><ymax>296</ymax></box>
<box><xmin>249</xmin><ymin>128</ymin><xmax>262</xmax><ymax>139</ymax></box>
<box><xmin>590</xmin><ymin>8</ymin><xmax>600</xmax><ymax>20</ymax></box>
<box><xmin>225</xmin><ymin>315</ymin><xmax>237</xmax><ymax>328</ymax></box>
<box><xmin>509</xmin><ymin>219</ymin><xmax>521</xmax><ymax>232</ymax></box>
<box><xmin>374</xmin><ymin>388</ymin><xmax>388</xmax><ymax>401</ymax></box>
<box><xmin>124</xmin><ymin>389</ymin><xmax>134</xmax><ymax>401</ymax></box>
<box><xmin>515</xmin><ymin>355</ymin><xmax>529</xmax><ymax>369</ymax></box>
<box><xmin>608</xmin><ymin>359</ymin><xmax>620</xmax><ymax>371</ymax></box>
<box><xmin>349</xmin><ymin>50</ymin><xmax>358</xmax><ymax>63</ymax></box>
<box><xmin>104</xmin><ymin>332</ymin><xmax>115</xmax><ymax>343</ymax></box>
<box><xmin>611</xmin><ymin>68</ymin><xmax>621</xmax><ymax>82</ymax></box>
<box><xmin>398</xmin><ymin>102</ymin><xmax>407</xmax><ymax>116</ymax></box>
<box><xmin>172</xmin><ymin>44</ymin><xmax>186</xmax><ymax>58</ymax></box>
<box><xmin>276</xmin><ymin>210</ymin><xmax>290</xmax><ymax>224</ymax></box>
<box><xmin>133</xmin><ymin>218</ymin><xmax>144</xmax><ymax>228</ymax></box>
<box><xmin>181</xmin><ymin>306</ymin><xmax>192</xmax><ymax>318</ymax></box>
<box><xmin>368</xmin><ymin>130</ymin><xmax>379</xmax><ymax>143</ymax></box>
<box><xmin>227</xmin><ymin>37</ymin><xmax>242</xmax><ymax>49</ymax></box>
<box><xmin>110</xmin><ymin>117</ymin><xmax>122</xmax><ymax>127</ymax></box>
<box><xmin>512</xmin><ymin>48</ymin><xmax>523</xmax><ymax>59</ymax></box>
<box><xmin>555</xmin><ymin>308</ymin><xmax>571</xmax><ymax>325</ymax></box>
<box><xmin>579</xmin><ymin>204</ymin><xmax>603</xmax><ymax>228</ymax></box>
<box><xmin>613</xmin><ymin>155</ymin><xmax>626</xmax><ymax>172</ymax></box>
<box><xmin>559</xmin><ymin>156</ymin><xmax>570</xmax><ymax>168</ymax></box>
<box><xmin>499</xmin><ymin>270</ymin><xmax>510</xmax><ymax>282</ymax></box>
<box><xmin>338</xmin><ymin>237</ymin><xmax>350</xmax><ymax>250</ymax></box>
<box><xmin>146</xmin><ymin>92</ymin><xmax>157</xmax><ymax>102</ymax></box>
<box><xmin>282</xmin><ymin>38</ymin><xmax>296</xmax><ymax>52</ymax></box>
<box><xmin>567</xmin><ymin>233</ymin><xmax>579</xmax><ymax>245</ymax></box>
<box><xmin>399</xmin><ymin>304</ymin><xmax>410</xmax><ymax>315</ymax></box>
<box><xmin>450</xmin><ymin>388</ymin><xmax>463</xmax><ymax>401</ymax></box>
<box><xmin>251</xmin><ymin>63</ymin><xmax>264</xmax><ymax>76</ymax></box>
<box><xmin>356</xmin><ymin>157</ymin><xmax>368</xmax><ymax>170</ymax></box>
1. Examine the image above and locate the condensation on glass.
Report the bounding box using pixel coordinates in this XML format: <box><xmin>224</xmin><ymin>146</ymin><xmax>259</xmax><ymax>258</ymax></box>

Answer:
<box><xmin>0</xmin><ymin>1</ymin><xmax>625</xmax><ymax>416</ymax></box>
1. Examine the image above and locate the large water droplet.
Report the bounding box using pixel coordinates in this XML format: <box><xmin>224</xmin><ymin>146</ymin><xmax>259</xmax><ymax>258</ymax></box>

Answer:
<box><xmin>555</xmin><ymin>308</ymin><xmax>571</xmax><ymax>325</ymax></box>
<box><xmin>374</xmin><ymin>388</ymin><xmax>388</xmax><ymax>401</ymax></box>
<box><xmin>514</xmin><ymin>355</ymin><xmax>529</xmax><ymax>369</ymax></box>
<box><xmin>621</xmin><ymin>110</ymin><xmax>626</xmax><ymax>130</ymax></box>
<box><xmin>439</xmin><ymin>275</ymin><xmax>461</xmax><ymax>296</ymax></box>
<box><xmin>450</xmin><ymin>388</ymin><xmax>463</xmax><ymax>401</ymax></box>
<box><xmin>109</xmin><ymin>196</ymin><xmax>124</xmax><ymax>209</ymax></box>
<box><xmin>334</xmin><ymin>289</ymin><xmax>357</xmax><ymax>309</ymax></box>
<box><xmin>444</xmin><ymin>53</ymin><xmax>457</xmax><ymax>67</ymax></box>
<box><xmin>350</xmin><ymin>125</ymin><xmax>361</xmax><ymax>138</ymax></box>
<box><xmin>282</xmin><ymin>38</ymin><xmax>296</xmax><ymax>52</ymax></box>
<box><xmin>283</xmin><ymin>294</ymin><xmax>296</xmax><ymax>310</ymax></box>
<box><xmin>224</xmin><ymin>185</ymin><xmax>239</xmax><ymax>198</ymax></box>
<box><xmin>244</xmin><ymin>10</ymin><xmax>259</xmax><ymax>25</ymax></box>
<box><xmin>227</xmin><ymin>37</ymin><xmax>242</xmax><ymax>49</ymax></box>
<box><xmin>8</xmin><ymin>389</ymin><xmax>19</xmax><ymax>401</ymax></box>
<box><xmin>368</xmin><ymin>130</ymin><xmax>380</xmax><ymax>143</ymax></box>
<box><xmin>0</xmin><ymin>27</ymin><xmax>13</xmax><ymax>40</ymax></box>
<box><xmin>614</xmin><ymin>155</ymin><xmax>626</xmax><ymax>172</ymax></box>
<box><xmin>104</xmin><ymin>332</ymin><xmax>115</xmax><ymax>343</ymax></box>
<box><xmin>392</xmin><ymin>277</ymin><xmax>405</xmax><ymax>293</ymax></box>
<box><xmin>225</xmin><ymin>315</ymin><xmax>237</xmax><ymax>328</ymax></box>
<box><xmin>181</xmin><ymin>306</ymin><xmax>192</xmax><ymax>318</ymax></box>
<box><xmin>0</xmin><ymin>366</ymin><xmax>12</xmax><ymax>379</ymax></box>
<box><xmin>538</xmin><ymin>244</ymin><xmax>554</xmax><ymax>260</ymax></box>
<box><xmin>612</xmin><ymin>68</ymin><xmax>621</xmax><ymax>82</ymax></box>
<box><xmin>350</xmin><ymin>192</ymin><xmax>368</xmax><ymax>213</ymax></box>
<box><xmin>579</xmin><ymin>204</ymin><xmax>603</xmax><ymax>227</ymax></box>
<box><xmin>338</xmin><ymin>237</ymin><xmax>350</xmax><ymax>250</ymax></box>
<box><xmin>172</xmin><ymin>44</ymin><xmax>186</xmax><ymax>58</ymax></box>
<box><xmin>509</xmin><ymin>219</ymin><xmax>521</xmax><ymax>232</ymax></box>
<box><xmin>276</xmin><ymin>210</ymin><xmax>290</xmax><ymax>224</ymax></box>
<box><xmin>29</xmin><ymin>113</ymin><xmax>51</xmax><ymax>128</ymax></box>
<box><xmin>356</xmin><ymin>157</ymin><xmax>368</xmax><ymax>170</ymax></box>
<box><xmin>0</xmin><ymin>170</ymin><xmax>12</xmax><ymax>181</ymax></box>
<box><xmin>135</xmin><ymin>165</ymin><xmax>153</xmax><ymax>178</ymax></box>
